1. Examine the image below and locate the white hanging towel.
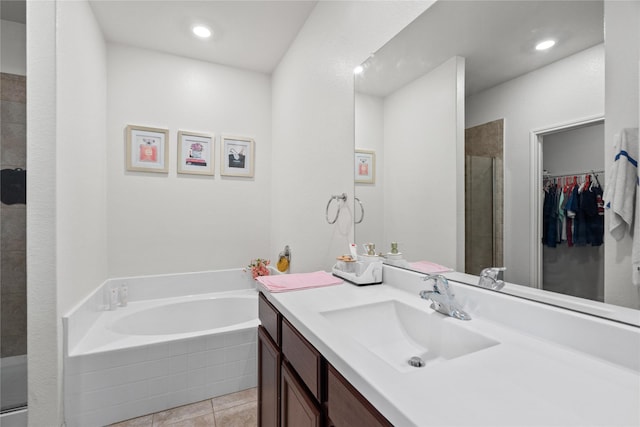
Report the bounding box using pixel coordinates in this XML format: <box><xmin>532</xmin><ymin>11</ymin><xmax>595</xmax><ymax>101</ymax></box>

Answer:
<box><xmin>604</xmin><ymin>128</ymin><xmax>639</xmax><ymax>241</ymax></box>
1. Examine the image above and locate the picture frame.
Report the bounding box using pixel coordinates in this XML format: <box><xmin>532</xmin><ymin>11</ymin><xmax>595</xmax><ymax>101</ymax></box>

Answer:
<box><xmin>221</xmin><ymin>135</ymin><xmax>255</xmax><ymax>177</ymax></box>
<box><xmin>126</xmin><ymin>125</ymin><xmax>169</xmax><ymax>173</ymax></box>
<box><xmin>177</xmin><ymin>131</ymin><xmax>215</xmax><ymax>176</ymax></box>
<box><xmin>355</xmin><ymin>149</ymin><xmax>376</xmax><ymax>184</ymax></box>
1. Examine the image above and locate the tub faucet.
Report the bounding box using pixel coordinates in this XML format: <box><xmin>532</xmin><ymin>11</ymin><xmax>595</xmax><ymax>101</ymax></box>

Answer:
<box><xmin>478</xmin><ymin>267</ymin><xmax>506</xmax><ymax>290</ymax></box>
<box><xmin>419</xmin><ymin>274</ymin><xmax>471</xmax><ymax>321</ymax></box>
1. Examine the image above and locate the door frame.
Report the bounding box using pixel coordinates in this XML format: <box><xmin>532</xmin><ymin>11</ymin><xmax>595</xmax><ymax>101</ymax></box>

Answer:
<box><xmin>529</xmin><ymin>115</ymin><xmax>604</xmax><ymax>289</ymax></box>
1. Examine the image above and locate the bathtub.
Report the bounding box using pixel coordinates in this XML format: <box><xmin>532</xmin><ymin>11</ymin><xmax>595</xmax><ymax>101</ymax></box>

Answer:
<box><xmin>63</xmin><ymin>268</ymin><xmax>261</xmax><ymax>427</ymax></box>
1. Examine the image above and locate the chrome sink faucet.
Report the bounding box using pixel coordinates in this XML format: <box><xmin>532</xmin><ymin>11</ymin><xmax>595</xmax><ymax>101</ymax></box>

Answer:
<box><xmin>478</xmin><ymin>267</ymin><xmax>506</xmax><ymax>290</ymax></box>
<box><xmin>419</xmin><ymin>274</ymin><xmax>471</xmax><ymax>321</ymax></box>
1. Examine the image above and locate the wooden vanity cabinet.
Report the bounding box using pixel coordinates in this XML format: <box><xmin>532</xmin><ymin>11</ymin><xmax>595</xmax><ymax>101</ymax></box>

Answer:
<box><xmin>258</xmin><ymin>292</ymin><xmax>392</xmax><ymax>427</ymax></box>
<box><xmin>326</xmin><ymin>364</ymin><xmax>392</xmax><ymax>427</ymax></box>
<box><xmin>258</xmin><ymin>326</ymin><xmax>281</xmax><ymax>427</ymax></box>
<box><xmin>281</xmin><ymin>361</ymin><xmax>321</xmax><ymax>427</ymax></box>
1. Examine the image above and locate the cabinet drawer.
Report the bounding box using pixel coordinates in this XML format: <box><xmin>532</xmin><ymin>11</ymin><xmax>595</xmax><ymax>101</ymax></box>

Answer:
<box><xmin>281</xmin><ymin>318</ymin><xmax>322</xmax><ymax>401</ymax></box>
<box><xmin>259</xmin><ymin>292</ymin><xmax>280</xmax><ymax>346</ymax></box>
<box><xmin>327</xmin><ymin>364</ymin><xmax>392</xmax><ymax>427</ymax></box>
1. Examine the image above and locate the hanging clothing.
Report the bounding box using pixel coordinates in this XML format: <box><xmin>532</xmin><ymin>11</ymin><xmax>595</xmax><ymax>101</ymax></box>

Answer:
<box><xmin>584</xmin><ymin>184</ymin><xmax>604</xmax><ymax>246</ymax></box>
<box><xmin>542</xmin><ymin>184</ymin><xmax>558</xmax><ymax>247</ymax></box>
<box><xmin>542</xmin><ymin>175</ymin><xmax>604</xmax><ymax>248</ymax></box>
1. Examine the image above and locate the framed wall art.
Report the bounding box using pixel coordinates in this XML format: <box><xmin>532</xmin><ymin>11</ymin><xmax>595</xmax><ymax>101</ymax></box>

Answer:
<box><xmin>221</xmin><ymin>135</ymin><xmax>255</xmax><ymax>177</ymax></box>
<box><xmin>355</xmin><ymin>149</ymin><xmax>375</xmax><ymax>184</ymax></box>
<box><xmin>177</xmin><ymin>131</ymin><xmax>214</xmax><ymax>176</ymax></box>
<box><xmin>126</xmin><ymin>125</ymin><xmax>169</xmax><ymax>173</ymax></box>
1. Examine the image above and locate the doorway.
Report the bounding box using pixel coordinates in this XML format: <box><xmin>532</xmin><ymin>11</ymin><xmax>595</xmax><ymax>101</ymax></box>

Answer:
<box><xmin>532</xmin><ymin>118</ymin><xmax>605</xmax><ymax>301</ymax></box>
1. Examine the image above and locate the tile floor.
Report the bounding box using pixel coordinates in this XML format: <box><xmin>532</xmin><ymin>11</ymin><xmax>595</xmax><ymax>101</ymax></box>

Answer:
<box><xmin>109</xmin><ymin>387</ymin><xmax>257</xmax><ymax>427</ymax></box>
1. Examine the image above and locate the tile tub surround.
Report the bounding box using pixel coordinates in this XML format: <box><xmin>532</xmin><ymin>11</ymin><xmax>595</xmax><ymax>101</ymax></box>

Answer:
<box><xmin>63</xmin><ymin>269</ymin><xmax>260</xmax><ymax>426</ymax></box>
<box><xmin>108</xmin><ymin>387</ymin><xmax>257</xmax><ymax>427</ymax></box>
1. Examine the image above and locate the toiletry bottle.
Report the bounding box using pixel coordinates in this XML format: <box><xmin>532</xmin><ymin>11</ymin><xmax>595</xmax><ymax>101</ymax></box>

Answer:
<box><xmin>109</xmin><ymin>287</ymin><xmax>119</xmax><ymax>310</ymax></box>
<box><xmin>119</xmin><ymin>283</ymin><xmax>128</xmax><ymax>307</ymax></box>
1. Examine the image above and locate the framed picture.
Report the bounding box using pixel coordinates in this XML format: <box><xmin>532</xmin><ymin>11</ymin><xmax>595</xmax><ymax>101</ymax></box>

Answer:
<box><xmin>355</xmin><ymin>149</ymin><xmax>375</xmax><ymax>184</ymax></box>
<box><xmin>221</xmin><ymin>135</ymin><xmax>255</xmax><ymax>177</ymax></box>
<box><xmin>177</xmin><ymin>131</ymin><xmax>214</xmax><ymax>175</ymax></box>
<box><xmin>126</xmin><ymin>125</ymin><xmax>169</xmax><ymax>173</ymax></box>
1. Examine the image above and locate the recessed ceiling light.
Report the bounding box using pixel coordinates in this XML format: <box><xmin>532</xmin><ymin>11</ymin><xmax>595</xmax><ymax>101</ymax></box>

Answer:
<box><xmin>353</xmin><ymin>65</ymin><xmax>364</xmax><ymax>75</ymax></box>
<box><xmin>192</xmin><ymin>25</ymin><xmax>212</xmax><ymax>39</ymax></box>
<box><xmin>535</xmin><ymin>39</ymin><xmax>556</xmax><ymax>51</ymax></box>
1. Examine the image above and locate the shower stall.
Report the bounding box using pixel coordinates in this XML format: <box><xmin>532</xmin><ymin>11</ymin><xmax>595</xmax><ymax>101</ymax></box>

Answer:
<box><xmin>464</xmin><ymin>119</ymin><xmax>504</xmax><ymax>276</ymax></box>
<box><xmin>1</xmin><ymin>72</ymin><xmax>28</xmax><ymax>416</ymax></box>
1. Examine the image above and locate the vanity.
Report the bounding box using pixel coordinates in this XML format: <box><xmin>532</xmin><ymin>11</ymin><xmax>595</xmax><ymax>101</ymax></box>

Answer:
<box><xmin>257</xmin><ymin>265</ymin><xmax>640</xmax><ymax>426</ymax></box>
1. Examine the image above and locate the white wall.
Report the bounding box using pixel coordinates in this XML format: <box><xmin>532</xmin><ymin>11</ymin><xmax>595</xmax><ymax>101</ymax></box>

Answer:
<box><xmin>271</xmin><ymin>1</ymin><xmax>431</xmax><ymax>272</ymax></box>
<box><xmin>107</xmin><ymin>44</ymin><xmax>272</xmax><ymax>277</ymax></box>
<box><xmin>383</xmin><ymin>57</ymin><xmax>464</xmax><ymax>268</ymax></box>
<box><xmin>355</xmin><ymin>93</ymin><xmax>385</xmax><ymax>248</ymax></box>
<box><xmin>1</xmin><ymin>19</ymin><xmax>26</xmax><ymax>75</ymax></box>
<box><xmin>543</xmin><ymin>122</ymin><xmax>604</xmax><ymax>175</ymax></box>
<box><xmin>604</xmin><ymin>0</ymin><xmax>640</xmax><ymax>309</ymax></box>
<box><xmin>28</xmin><ymin>1</ymin><xmax>109</xmax><ymax>424</ymax></box>
<box><xmin>57</xmin><ymin>0</ymin><xmax>108</xmax><ymax>318</ymax></box>
<box><xmin>27</xmin><ymin>2</ymin><xmax>60</xmax><ymax>425</ymax></box>
<box><xmin>466</xmin><ymin>44</ymin><xmax>605</xmax><ymax>286</ymax></box>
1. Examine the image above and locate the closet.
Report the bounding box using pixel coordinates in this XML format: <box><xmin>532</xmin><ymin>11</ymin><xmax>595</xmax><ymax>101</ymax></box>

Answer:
<box><xmin>541</xmin><ymin>121</ymin><xmax>605</xmax><ymax>302</ymax></box>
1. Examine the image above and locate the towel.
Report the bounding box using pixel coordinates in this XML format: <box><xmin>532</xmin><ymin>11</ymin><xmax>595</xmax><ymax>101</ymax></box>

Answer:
<box><xmin>409</xmin><ymin>261</ymin><xmax>453</xmax><ymax>274</ymax></box>
<box><xmin>257</xmin><ymin>271</ymin><xmax>343</xmax><ymax>292</ymax></box>
<box><xmin>604</xmin><ymin>129</ymin><xmax>639</xmax><ymax>240</ymax></box>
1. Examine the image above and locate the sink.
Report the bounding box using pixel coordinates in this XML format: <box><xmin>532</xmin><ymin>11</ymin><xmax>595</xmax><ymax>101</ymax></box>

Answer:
<box><xmin>320</xmin><ymin>300</ymin><xmax>499</xmax><ymax>372</ymax></box>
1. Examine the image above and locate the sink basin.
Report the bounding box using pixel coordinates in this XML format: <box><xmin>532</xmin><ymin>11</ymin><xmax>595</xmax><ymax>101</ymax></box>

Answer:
<box><xmin>320</xmin><ymin>300</ymin><xmax>499</xmax><ymax>372</ymax></box>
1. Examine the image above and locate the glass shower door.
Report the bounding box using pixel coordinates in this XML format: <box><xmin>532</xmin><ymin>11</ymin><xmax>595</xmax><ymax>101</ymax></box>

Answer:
<box><xmin>465</xmin><ymin>155</ymin><xmax>497</xmax><ymax>275</ymax></box>
<box><xmin>1</xmin><ymin>72</ymin><xmax>28</xmax><ymax>414</ymax></box>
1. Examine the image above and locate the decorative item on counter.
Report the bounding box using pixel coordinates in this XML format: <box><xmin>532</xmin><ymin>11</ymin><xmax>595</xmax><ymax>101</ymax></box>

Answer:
<box><xmin>336</xmin><ymin>254</ymin><xmax>356</xmax><ymax>273</ymax></box>
<box><xmin>333</xmin><ymin>243</ymin><xmax>383</xmax><ymax>286</ymax></box>
<box><xmin>363</xmin><ymin>242</ymin><xmax>376</xmax><ymax>256</ymax></box>
<box><xmin>245</xmin><ymin>258</ymin><xmax>271</xmax><ymax>279</ymax></box>
<box><xmin>109</xmin><ymin>287</ymin><xmax>119</xmax><ymax>311</ymax></box>
<box><xmin>383</xmin><ymin>242</ymin><xmax>410</xmax><ymax>268</ymax></box>
<box><xmin>119</xmin><ymin>283</ymin><xmax>129</xmax><ymax>307</ymax></box>
<box><xmin>277</xmin><ymin>245</ymin><xmax>291</xmax><ymax>273</ymax></box>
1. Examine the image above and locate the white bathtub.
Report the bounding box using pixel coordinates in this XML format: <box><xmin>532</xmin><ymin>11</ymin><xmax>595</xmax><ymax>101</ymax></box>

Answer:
<box><xmin>110</xmin><ymin>296</ymin><xmax>256</xmax><ymax>336</ymax></box>
<box><xmin>63</xmin><ymin>268</ymin><xmax>261</xmax><ymax>427</ymax></box>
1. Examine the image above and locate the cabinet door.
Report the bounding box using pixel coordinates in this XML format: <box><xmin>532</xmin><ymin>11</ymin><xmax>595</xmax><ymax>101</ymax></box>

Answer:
<box><xmin>281</xmin><ymin>362</ymin><xmax>320</xmax><ymax>427</ymax></box>
<box><xmin>258</xmin><ymin>326</ymin><xmax>280</xmax><ymax>427</ymax></box>
<box><xmin>327</xmin><ymin>364</ymin><xmax>392</xmax><ymax>427</ymax></box>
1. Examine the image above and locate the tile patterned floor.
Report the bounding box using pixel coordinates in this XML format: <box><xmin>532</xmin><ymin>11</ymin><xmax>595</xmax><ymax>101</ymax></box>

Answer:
<box><xmin>109</xmin><ymin>388</ymin><xmax>257</xmax><ymax>427</ymax></box>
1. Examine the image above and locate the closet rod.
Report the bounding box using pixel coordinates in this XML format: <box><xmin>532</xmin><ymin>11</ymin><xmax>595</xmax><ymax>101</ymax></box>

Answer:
<box><xmin>543</xmin><ymin>169</ymin><xmax>604</xmax><ymax>178</ymax></box>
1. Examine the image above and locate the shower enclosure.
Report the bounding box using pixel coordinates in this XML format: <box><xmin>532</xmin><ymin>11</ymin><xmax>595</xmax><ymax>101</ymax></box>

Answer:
<box><xmin>465</xmin><ymin>119</ymin><xmax>504</xmax><ymax>276</ymax></box>
<box><xmin>1</xmin><ymin>72</ymin><xmax>28</xmax><ymax>414</ymax></box>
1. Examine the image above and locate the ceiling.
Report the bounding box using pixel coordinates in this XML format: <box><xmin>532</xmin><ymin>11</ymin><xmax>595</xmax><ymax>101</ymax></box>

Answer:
<box><xmin>3</xmin><ymin>0</ymin><xmax>603</xmax><ymax>87</ymax></box>
<box><xmin>88</xmin><ymin>0</ymin><xmax>317</xmax><ymax>74</ymax></box>
<box><xmin>356</xmin><ymin>0</ymin><xmax>604</xmax><ymax>97</ymax></box>
<box><xmin>1</xmin><ymin>1</ymin><xmax>316</xmax><ymax>73</ymax></box>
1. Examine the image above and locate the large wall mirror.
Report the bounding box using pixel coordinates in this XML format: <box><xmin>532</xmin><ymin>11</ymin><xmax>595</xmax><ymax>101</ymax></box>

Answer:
<box><xmin>354</xmin><ymin>0</ymin><xmax>640</xmax><ymax>325</ymax></box>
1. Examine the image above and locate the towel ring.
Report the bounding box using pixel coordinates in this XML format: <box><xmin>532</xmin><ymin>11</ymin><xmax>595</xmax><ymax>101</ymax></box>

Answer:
<box><xmin>355</xmin><ymin>197</ymin><xmax>364</xmax><ymax>224</ymax></box>
<box><xmin>326</xmin><ymin>193</ymin><xmax>347</xmax><ymax>224</ymax></box>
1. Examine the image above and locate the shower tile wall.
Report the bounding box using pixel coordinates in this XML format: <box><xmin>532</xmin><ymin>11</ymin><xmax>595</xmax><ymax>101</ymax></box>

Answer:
<box><xmin>1</xmin><ymin>73</ymin><xmax>27</xmax><ymax>358</ymax></box>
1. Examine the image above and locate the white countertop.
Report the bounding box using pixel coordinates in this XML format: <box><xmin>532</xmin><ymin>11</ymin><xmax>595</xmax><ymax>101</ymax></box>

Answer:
<box><xmin>260</xmin><ymin>270</ymin><xmax>640</xmax><ymax>426</ymax></box>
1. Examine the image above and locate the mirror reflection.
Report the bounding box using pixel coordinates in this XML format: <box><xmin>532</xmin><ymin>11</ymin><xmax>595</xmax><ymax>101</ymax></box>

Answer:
<box><xmin>354</xmin><ymin>0</ymin><xmax>638</xmax><ymax>322</ymax></box>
